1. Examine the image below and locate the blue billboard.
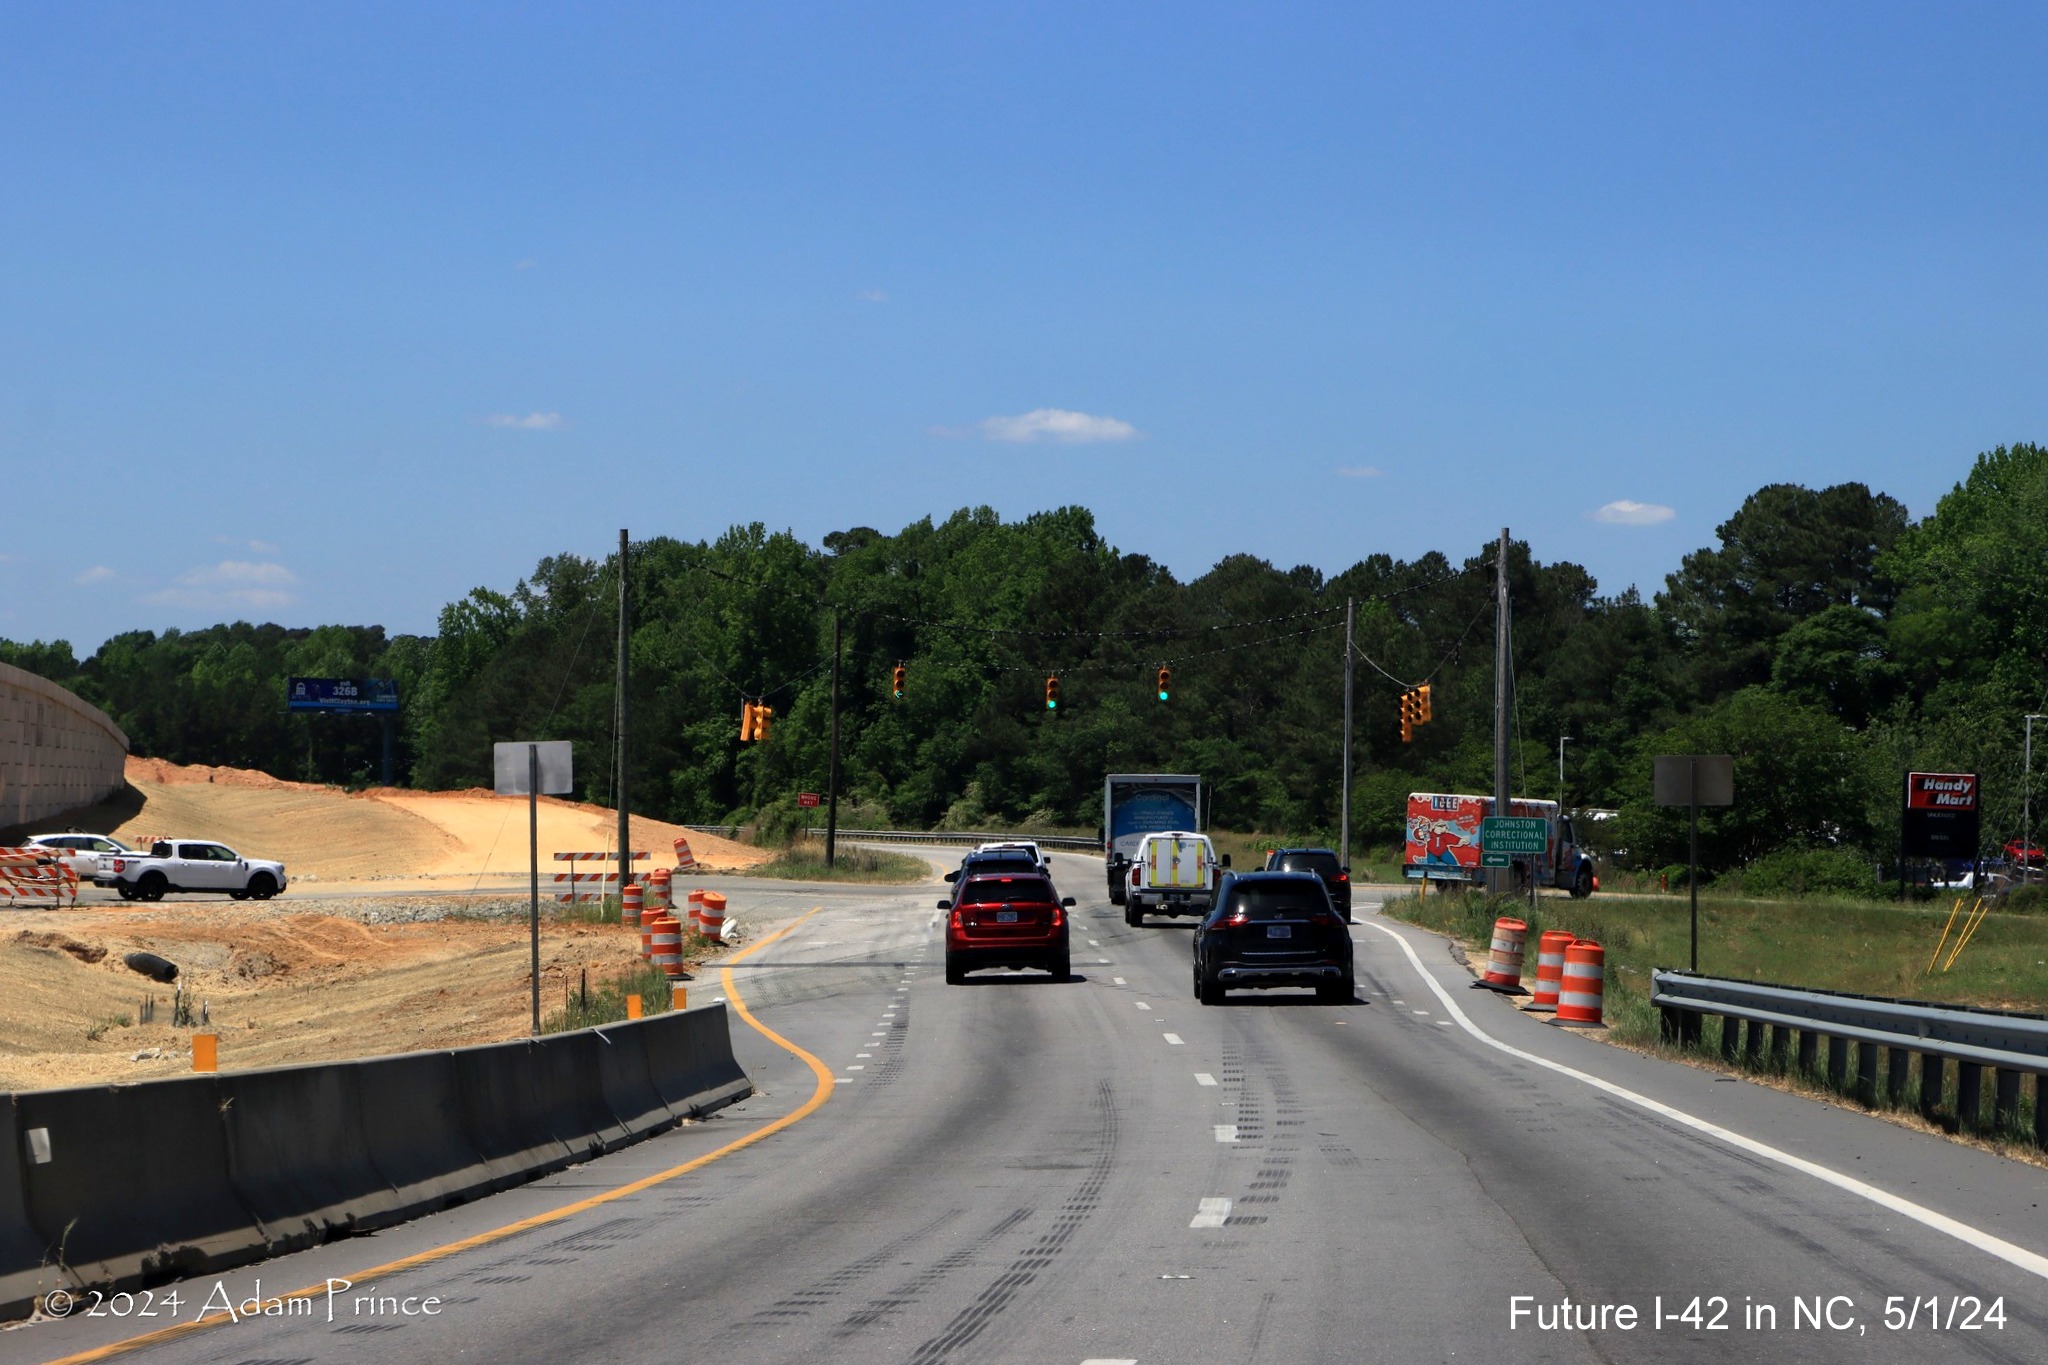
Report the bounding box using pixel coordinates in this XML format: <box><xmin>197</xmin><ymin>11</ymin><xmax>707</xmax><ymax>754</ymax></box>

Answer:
<box><xmin>287</xmin><ymin>677</ymin><xmax>399</xmax><ymax>713</ymax></box>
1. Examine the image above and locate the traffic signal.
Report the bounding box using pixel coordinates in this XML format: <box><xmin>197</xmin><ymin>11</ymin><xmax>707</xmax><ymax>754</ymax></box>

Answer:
<box><xmin>892</xmin><ymin>663</ymin><xmax>906</xmax><ymax>699</ymax></box>
<box><xmin>754</xmin><ymin>703</ymin><xmax>773</xmax><ymax>742</ymax></box>
<box><xmin>739</xmin><ymin>700</ymin><xmax>757</xmax><ymax>742</ymax></box>
<box><xmin>1398</xmin><ymin>688</ymin><xmax>1418</xmax><ymax>743</ymax></box>
<box><xmin>1416</xmin><ymin>682</ymin><xmax>1432</xmax><ymax>723</ymax></box>
<box><xmin>1156</xmin><ymin>667</ymin><xmax>1172</xmax><ymax>702</ymax></box>
<box><xmin>1045</xmin><ymin>676</ymin><xmax>1061</xmax><ymax>711</ymax></box>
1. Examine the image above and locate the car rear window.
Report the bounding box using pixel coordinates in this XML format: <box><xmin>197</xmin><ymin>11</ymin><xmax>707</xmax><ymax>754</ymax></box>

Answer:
<box><xmin>1274</xmin><ymin>852</ymin><xmax>1341</xmax><ymax>879</ymax></box>
<box><xmin>1225</xmin><ymin>883</ymin><xmax>1331</xmax><ymax>921</ymax></box>
<box><xmin>958</xmin><ymin>877</ymin><xmax>1053</xmax><ymax>906</ymax></box>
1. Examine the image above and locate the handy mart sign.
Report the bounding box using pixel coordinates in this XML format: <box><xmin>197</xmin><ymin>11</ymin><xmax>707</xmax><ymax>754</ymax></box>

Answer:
<box><xmin>1906</xmin><ymin>772</ymin><xmax>1979</xmax><ymax>811</ymax></box>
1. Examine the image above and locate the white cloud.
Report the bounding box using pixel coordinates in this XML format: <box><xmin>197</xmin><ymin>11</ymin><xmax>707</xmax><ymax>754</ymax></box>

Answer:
<box><xmin>975</xmin><ymin>408</ymin><xmax>1142</xmax><ymax>444</ymax></box>
<box><xmin>856</xmin><ymin>288</ymin><xmax>889</xmax><ymax>303</ymax></box>
<box><xmin>144</xmin><ymin>560</ymin><xmax>300</xmax><ymax>611</ymax></box>
<box><xmin>75</xmin><ymin>565</ymin><xmax>115</xmax><ymax>585</ymax></box>
<box><xmin>211</xmin><ymin>535</ymin><xmax>281</xmax><ymax>554</ymax></box>
<box><xmin>1590</xmin><ymin>500</ymin><xmax>1676</xmax><ymax>526</ymax></box>
<box><xmin>1337</xmin><ymin>465</ymin><xmax>1385</xmax><ymax>479</ymax></box>
<box><xmin>515</xmin><ymin>258</ymin><xmax>538</xmax><ymax>271</ymax></box>
<box><xmin>485</xmin><ymin>412</ymin><xmax>566</xmax><ymax>430</ymax></box>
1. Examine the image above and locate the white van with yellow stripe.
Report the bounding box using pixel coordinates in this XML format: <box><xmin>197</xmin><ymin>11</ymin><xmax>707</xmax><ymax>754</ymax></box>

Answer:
<box><xmin>1125</xmin><ymin>830</ymin><xmax>1228</xmax><ymax>926</ymax></box>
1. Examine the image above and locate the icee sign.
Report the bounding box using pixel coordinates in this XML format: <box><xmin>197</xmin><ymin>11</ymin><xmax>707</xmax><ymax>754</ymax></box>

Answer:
<box><xmin>1902</xmin><ymin>771</ymin><xmax>1980</xmax><ymax>859</ymax></box>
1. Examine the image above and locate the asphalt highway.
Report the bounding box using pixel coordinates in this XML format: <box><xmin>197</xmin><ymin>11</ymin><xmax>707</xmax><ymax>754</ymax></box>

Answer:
<box><xmin>11</xmin><ymin>852</ymin><xmax>2048</xmax><ymax>1365</ymax></box>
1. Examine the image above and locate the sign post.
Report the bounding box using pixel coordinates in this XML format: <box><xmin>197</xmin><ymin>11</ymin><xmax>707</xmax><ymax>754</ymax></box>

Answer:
<box><xmin>1900</xmin><ymin>772</ymin><xmax>1981</xmax><ymax>902</ymax></box>
<box><xmin>495</xmin><ymin>741</ymin><xmax>574</xmax><ymax>1035</ymax></box>
<box><xmin>1654</xmin><ymin>755</ymin><xmax>1735</xmax><ymax>971</ymax></box>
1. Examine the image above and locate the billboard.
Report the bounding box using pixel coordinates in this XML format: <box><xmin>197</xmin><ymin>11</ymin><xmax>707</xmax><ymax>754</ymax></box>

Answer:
<box><xmin>1901</xmin><ymin>771</ymin><xmax>1980</xmax><ymax>859</ymax></box>
<box><xmin>287</xmin><ymin>677</ymin><xmax>399</xmax><ymax>713</ymax></box>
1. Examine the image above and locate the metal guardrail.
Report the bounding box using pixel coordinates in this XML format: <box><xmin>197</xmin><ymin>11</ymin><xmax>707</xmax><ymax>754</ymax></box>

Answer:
<box><xmin>801</xmin><ymin>828</ymin><xmax>1100</xmax><ymax>852</ymax></box>
<box><xmin>1651</xmin><ymin>969</ymin><xmax>2048</xmax><ymax>1144</ymax></box>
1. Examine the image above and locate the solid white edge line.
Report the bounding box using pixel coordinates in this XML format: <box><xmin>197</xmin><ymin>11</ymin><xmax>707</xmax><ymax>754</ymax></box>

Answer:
<box><xmin>1361</xmin><ymin>918</ymin><xmax>2048</xmax><ymax>1283</ymax></box>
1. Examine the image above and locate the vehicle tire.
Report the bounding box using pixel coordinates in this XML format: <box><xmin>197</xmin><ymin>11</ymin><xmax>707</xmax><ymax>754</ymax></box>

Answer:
<box><xmin>1571</xmin><ymin>867</ymin><xmax>1593</xmax><ymax>899</ymax></box>
<box><xmin>230</xmin><ymin>890</ymin><xmax>249</xmax><ymax>901</ymax></box>
<box><xmin>1124</xmin><ymin>903</ymin><xmax>1141</xmax><ymax>928</ymax></box>
<box><xmin>1319</xmin><ymin>973</ymin><xmax>1355</xmax><ymax>1005</ymax></box>
<box><xmin>945</xmin><ymin>954</ymin><xmax>965</xmax><ymax>985</ymax></box>
<box><xmin>1109</xmin><ymin>881</ymin><xmax>1126</xmax><ymax>906</ymax></box>
<box><xmin>137</xmin><ymin>872</ymin><xmax>168</xmax><ymax>903</ymax></box>
<box><xmin>1198</xmin><ymin>971</ymin><xmax>1225</xmax><ymax>1007</ymax></box>
<box><xmin>117</xmin><ymin>884</ymin><xmax>139</xmax><ymax>901</ymax></box>
<box><xmin>246</xmin><ymin>873</ymin><xmax>278</xmax><ymax>901</ymax></box>
<box><xmin>1048</xmin><ymin>949</ymin><xmax>1071</xmax><ymax>983</ymax></box>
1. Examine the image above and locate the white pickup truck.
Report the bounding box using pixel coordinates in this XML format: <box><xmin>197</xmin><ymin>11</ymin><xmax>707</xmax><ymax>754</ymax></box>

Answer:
<box><xmin>1124</xmin><ymin>830</ymin><xmax>1228</xmax><ymax>926</ymax></box>
<box><xmin>103</xmin><ymin>840</ymin><xmax>288</xmax><ymax>902</ymax></box>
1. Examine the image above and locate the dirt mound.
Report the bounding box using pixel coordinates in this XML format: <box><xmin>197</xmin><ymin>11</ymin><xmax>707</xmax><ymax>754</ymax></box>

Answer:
<box><xmin>70</xmin><ymin>757</ymin><xmax>769</xmax><ymax>881</ymax></box>
<box><xmin>14</xmin><ymin>930</ymin><xmax>105</xmax><ymax>964</ymax></box>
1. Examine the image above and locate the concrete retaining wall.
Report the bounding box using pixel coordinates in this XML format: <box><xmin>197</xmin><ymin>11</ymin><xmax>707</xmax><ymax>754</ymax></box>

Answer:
<box><xmin>0</xmin><ymin>1005</ymin><xmax>752</xmax><ymax>1319</ymax></box>
<box><xmin>0</xmin><ymin>663</ymin><xmax>127</xmax><ymax>830</ymax></box>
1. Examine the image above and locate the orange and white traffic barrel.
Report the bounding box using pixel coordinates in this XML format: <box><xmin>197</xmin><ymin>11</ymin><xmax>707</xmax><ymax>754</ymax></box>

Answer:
<box><xmin>1555</xmin><ymin>941</ymin><xmax>1606</xmax><ymax>1026</ymax></box>
<box><xmin>698</xmin><ymin>892</ymin><xmax>727</xmax><ymax>939</ymax></box>
<box><xmin>674</xmin><ymin>836</ymin><xmax>697</xmax><ymax>871</ymax></box>
<box><xmin>686</xmin><ymin>887</ymin><xmax>706</xmax><ymax>931</ymax></box>
<box><xmin>1481</xmin><ymin>917</ymin><xmax>1527</xmax><ymax>990</ymax></box>
<box><xmin>621</xmin><ymin>881</ymin><xmax>643</xmax><ymax>927</ymax></box>
<box><xmin>1525</xmin><ymin>930</ymin><xmax>1576</xmax><ymax>1009</ymax></box>
<box><xmin>645</xmin><ymin>867</ymin><xmax>672</xmax><ymax>912</ymax></box>
<box><xmin>639</xmin><ymin>913</ymin><xmax>656</xmax><ymax>960</ymax></box>
<box><xmin>650</xmin><ymin>913</ymin><xmax>681</xmax><ymax>975</ymax></box>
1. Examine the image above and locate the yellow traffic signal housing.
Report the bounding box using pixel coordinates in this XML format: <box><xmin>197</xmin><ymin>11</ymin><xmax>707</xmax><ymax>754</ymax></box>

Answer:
<box><xmin>1156</xmin><ymin>667</ymin><xmax>1172</xmax><ymax>702</ymax></box>
<box><xmin>739</xmin><ymin>700</ymin><xmax>757</xmax><ymax>742</ymax></box>
<box><xmin>1045</xmin><ymin>676</ymin><xmax>1061</xmax><ymax>711</ymax></box>
<box><xmin>754</xmin><ymin>703</ymin><xmax>774</xmax><ymax>742</ymax></box>
<box><xmin>1398</xmin><ymin>687</ymin><xmax>1418</xmax><ymax>743</ymax></box>
<box><xmin>1416</xmin><ymin>682</ymin><xmax>1432</xmax><ymax>723</ymax></box>
<box><xmin>892</xmin><ymin>664</ymin><xmax>906</xmax><ymax>699</ymax></box>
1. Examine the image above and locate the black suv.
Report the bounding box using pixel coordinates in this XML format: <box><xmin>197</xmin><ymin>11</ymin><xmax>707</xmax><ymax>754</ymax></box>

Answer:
<box><xmin>1261</xmin><ymin>846</ymin><xmax>1351</xmax><ymax>922</ymax></box>
<box><xmin>944</xmin><ymin>847</ymin><xmax>1043</xmax><ymax>887</ymax></box>
<box><xmin>1192</xmin><ymin>871</ymin><xmax>1354</xmax><ymax>1005</ymax></box>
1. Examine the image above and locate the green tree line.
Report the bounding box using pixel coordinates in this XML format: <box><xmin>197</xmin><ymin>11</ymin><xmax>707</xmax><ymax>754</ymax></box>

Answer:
<box><xmin>9</xmin><ymin>443</ymin><xmax>2048</xmax><ymax>881</ymax></box>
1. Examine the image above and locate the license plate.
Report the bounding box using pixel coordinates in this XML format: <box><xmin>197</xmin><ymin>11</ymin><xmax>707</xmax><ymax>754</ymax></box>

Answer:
<box><xmin>996</xmin><ymin>910</ymin><xmax>1019</xmax><ymax>923</ymax></box>
<box><xmin>1266</xmin><ymin>925</ymin><xmax>1292</xmax><ymax>939</ymax></box>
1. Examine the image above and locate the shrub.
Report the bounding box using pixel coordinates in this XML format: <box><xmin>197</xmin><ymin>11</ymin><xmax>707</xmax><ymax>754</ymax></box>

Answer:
<box><xmin>2001</xmin><ymin>884</ymin><xmax>2047</xmax><ymax>914</ymax></box>
<box><xmin>1730</xmin><ymin>846</ymin><xmax>1880</xmax><ymax>899</ymax></box>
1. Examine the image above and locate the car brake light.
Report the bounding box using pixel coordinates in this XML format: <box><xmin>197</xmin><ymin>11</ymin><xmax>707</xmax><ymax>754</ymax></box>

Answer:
<box><xmin>1050</xmin><ymin>905</ymin><xmax>1063</xmax><ymax>928</ymax></box>
<box><xmin>112</xmin><ymin>859</ymin><xmax>124</xmax><ymax>872</ymax></box>
<box><xmin>1226</xmin><ymin>911</ymin><xmax>1249</xmax><ymax>926</ymax></box>
<box><xmin>1310</xmin><ymin>911</ymin><xmax>1337</xmax><ymax>926</ymax></box>
<box><xmin>1337</xmin><ymin>871</ymin><xmax>1349</xmax><ymax>882</ymax></box>
<box><xmin>950</xmin><ymin>909</ymin><xmax>962</xmax><ymax>929</ymax></box>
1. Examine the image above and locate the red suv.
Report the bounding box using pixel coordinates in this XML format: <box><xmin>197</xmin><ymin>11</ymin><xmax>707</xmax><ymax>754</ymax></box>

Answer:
<box><xmin>942</xmin><ymin>872</ymin><xmax>1075</xmax><ymax>983</ymax></box>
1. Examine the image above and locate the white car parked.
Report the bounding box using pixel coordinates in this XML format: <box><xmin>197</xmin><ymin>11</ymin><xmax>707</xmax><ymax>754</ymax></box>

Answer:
<box><xmin>23</xmin><ymin>833</ymin><xmax>136</xmax><ymax>883</ymax></box>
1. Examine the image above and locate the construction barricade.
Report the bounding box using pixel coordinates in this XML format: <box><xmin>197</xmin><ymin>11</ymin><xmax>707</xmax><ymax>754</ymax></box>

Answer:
<box><xmin>0</xmin><ymin>850</ymin><xmax>79</xmax><ymax>908</ymax></box>
<box><xmin>1524</xmin><ymin>930</ymin><xmax>1576</xmax><ymax>1010</ymax></box>
<box><xmin>550</xmin><ymin>851</ymin><xmax>649</xmax><ymax>905</ymax></box>
<box><xmin>1555</xmin><ymin>941</ymin><xmax>1606</xmax><ymax>1026</ymax></box>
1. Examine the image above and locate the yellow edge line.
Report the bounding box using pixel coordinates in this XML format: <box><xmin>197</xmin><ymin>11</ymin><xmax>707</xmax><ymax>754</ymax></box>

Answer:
<box><xmin>39</xmin><ymin>905</ymin><xmax>832</xmax><ymax>1365</ymax></box>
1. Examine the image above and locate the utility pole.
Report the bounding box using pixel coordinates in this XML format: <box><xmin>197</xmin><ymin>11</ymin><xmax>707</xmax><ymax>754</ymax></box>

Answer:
<box><xmin>1340</xmin><ymin>597</ymin><xmax>1354</xmax><ymax>873</ymax></box>
<box><xmin>1491</xmin><ymin>528</ymin><xmax>1511</xmax><ymax>894</ymax></box>
<box><xmin>2028</xmin><ymin>714</ymin><xmax>2046</xmax><ymax>885</ymax></box>
<box><xmin>1558</xmin><ymin>735</ymin><xmax>1571</xmax><ymax>808</ymax></box>
<box><xmin>826</xmin><ymin>610</ymin><xmax>843</xmax><ymax>869</ymax></box>
<box><xmin>616</xmin><ymin>528</ymin><xmax>631</xmax><ymax>904</ymax></box>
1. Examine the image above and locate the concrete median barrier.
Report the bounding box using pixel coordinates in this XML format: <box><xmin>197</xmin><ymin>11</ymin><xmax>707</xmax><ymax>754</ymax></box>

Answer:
<box><xmin>2</xmin><ymin>1009</ymin><xmax>753</xmax><ymax>1321</ymax></box>
<box><xmin>590</xmin><ymin>1021</ymin><xmax>677</xmax><ymax>1140</ymax></box>
<box><xmin>14</xmin><ymin>1077</ymin><xmax>269</xmax><ymax>1292</ymax></box>
<box><xmin>642</xmin><ymin>1005</ymin><xmax>753</xmax><ymax>1118</ymax></box>
<box><xmin>531</xmin><ymin>1031</ymin><xmax>632</xmax><ymax>1158</ymax></box>
<box><xmin>351</xmin><ymin>1050</ymin><xmax>497</xmax><ymax>1219</ymax></box>
<box><xmin>451</xmin><ymin>1040</ymin><xmax>577</xmax><ymax>1191</ymax></box>
<box><xmin>215</xmin><ymin>1062</ymin><xmax>401</xmax><ymax>1255</ymax></box>
<box><xmin>0</xmin><ymin>1095</ymin><xmax>65</xmax><ymax>1321</ymax></box>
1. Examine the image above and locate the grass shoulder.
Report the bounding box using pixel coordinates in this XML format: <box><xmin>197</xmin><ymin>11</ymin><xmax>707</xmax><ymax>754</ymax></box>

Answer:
<box><xmin>739</xmin><ymin>839</ymin><xmax>932</xmax><ymax>884</ymax></box>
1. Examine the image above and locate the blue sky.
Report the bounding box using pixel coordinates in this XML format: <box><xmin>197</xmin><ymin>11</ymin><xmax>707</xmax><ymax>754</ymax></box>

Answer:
<box><xmin>5</xmin><ymin>4</ymin><xmax>2046</xmax><ymax>651</ymax></box>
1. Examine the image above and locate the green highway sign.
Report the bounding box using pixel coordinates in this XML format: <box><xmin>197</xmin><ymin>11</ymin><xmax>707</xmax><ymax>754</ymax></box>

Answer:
<box><xmin>1481</xmin><ymin>851</ymin><xmax>1512</xmax><ymax>867</ymax></box>
<box><xmin>1481</xmin><ymin>816</ymin><xmax>1548</xmax><ymax>855</ymax></box>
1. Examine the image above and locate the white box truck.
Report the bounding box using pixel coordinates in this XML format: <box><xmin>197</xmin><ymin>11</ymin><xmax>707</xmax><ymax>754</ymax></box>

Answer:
<box><xmin>1102</xmin><ymin>773</ymin><xmax>1202</xmax><ymax>905</ymax></box>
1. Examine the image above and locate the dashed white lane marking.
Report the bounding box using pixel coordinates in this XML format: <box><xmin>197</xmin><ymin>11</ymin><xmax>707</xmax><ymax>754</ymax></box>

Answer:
<box><xmin>846</xmin><ymin>1064</ymin><xmax>865</xmax><ymax>1071</ymax></box>
<box><xmin>1099</xmin><ymin>957</ymin><xmax>1112</xmax><ymax>964</ymax></box>
<box><xmin>856</xmin><ymin>1052</ymin><xmax>872</xmax><ymax>1058</ymax></box>
<box><xmin>1114</xmin><ymin>977</ymin><xmax>1128</xmax><ymax>986</ymax></box>
<box><xmin>1437</xmin><ymin>1020</ymin><xmax>1455</xmax><ymax>1027</ymax></box>
<box><xmin>1363</xmin><ymin>917</ymin><xmax>2048</xmax><ymax>1284</ymax></box>
<box><xmin>1194</xmin><ymin>1073</ymin><xmax>1218</xmax><ymax>1087</ymax></box>
<box><xmin>1162</xmin><ymin>1033</ymin><xmax>1184</xmax><ymax>1046</ymax></box>
<box><xmin>1213</xmin><ymin>1125</ymin><xmax>1238</xmax><ymax>1143</ymax></box>
<box><xmin>1135</xmin><ymin>1001</ymin><xmax>1152</xmax><ymax>1011</ymax></box>
<box><xmin>1411</xmin><ymin>1009</ymin><xmax>1430</xmax><ymax>1015</ymax></box>
<box><xmin>834</xmin><ymin>1077</ymin><xmax>851</xmax><ymax>1085</ymax></box>
<box><xmin>871</xmin><ymin>1031</ymin><xmax>887</xmax><ymax>1037</ymax></box>
<box><xmin>1089</xmin><ymin>939</ymin><xmax>1101</xmax><ymax>946</ymax></box>
<box><xmin>1189</xmin><ymin>1197</ymin><xmax>1231</xmax><ymax>1229</ymax></box>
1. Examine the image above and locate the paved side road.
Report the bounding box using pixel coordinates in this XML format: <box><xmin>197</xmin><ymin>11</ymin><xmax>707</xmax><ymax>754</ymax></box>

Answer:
<box><xmin>10</xmin><ymin>856</ymin><xmax>2046</xmax><ymax>1365</ymax></box>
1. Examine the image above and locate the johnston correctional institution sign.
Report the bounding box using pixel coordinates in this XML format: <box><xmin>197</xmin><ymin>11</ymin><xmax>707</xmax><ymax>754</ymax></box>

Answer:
<box><xmin>1902</xmin><ymin>771</ymin><xmax>1981</xmax><ymax>860</ymax></box>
